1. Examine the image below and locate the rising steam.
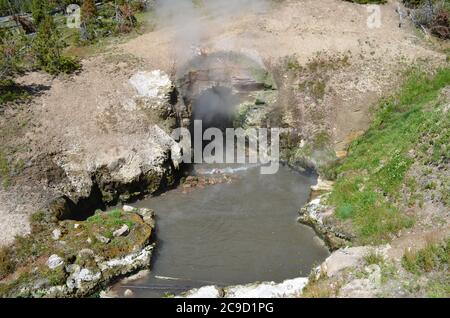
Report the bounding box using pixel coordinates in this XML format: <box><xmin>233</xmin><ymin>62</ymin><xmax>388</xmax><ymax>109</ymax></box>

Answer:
<box><xmin>153</xmin><ymin>0</ymin><xmax>270</xmax><ymax>64</ymax></box>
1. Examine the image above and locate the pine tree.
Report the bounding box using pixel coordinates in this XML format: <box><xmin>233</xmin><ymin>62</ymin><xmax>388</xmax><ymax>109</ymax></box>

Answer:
<box><xmin>0</xmin><ymin>28</ymin><xmax>26</xmax><ymax>80</ymax></box>
<box><xmin>32</xmin><ymin>15</ymin><xmax>80</xmax><ymax>74</ymax></box>
<box><xmin>31</xmin><ymin>0</ymin><xmax>48</xmax><ymax>27</ymax></box>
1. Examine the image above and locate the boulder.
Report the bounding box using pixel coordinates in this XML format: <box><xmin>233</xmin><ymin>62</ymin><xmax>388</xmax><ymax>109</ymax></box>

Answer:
<box><xmin>179</xmin><ymin>277</ymin><xmax>309</xmax><ymax>298</ymax></box>
<box><xmin>137</xmin><ymin>208</ymin><xmax>155</xmax><ymax>227</ymax></box>
<box><xmin>180</xmin><ymin>286</ymin><xmax>222</xmax><ymax>298</ymax></box>
<box><xmin>66</xmin><ymin>265</ymin><xmax>102</xmax><ymax>294</ymax></box>
<box><xmin>54</xmin><ymin>125</ymin><xmax>181</xmax><ymax>205</ymax></box>
<box><xmin>224</xmin><ymin>278</ymin><xmax>309</xmax><ymax>298</ymax></box>
<box><xmin>122</xmin><ymin>205</ymin><xmax>137</xmax><ymax>212</ymax></box>
<box><xmin>95</xmin><ymin>233</ymin><xmax>111</xmax><ymax>244</ymax></box>
<box><xmin>52</xmin><ymin>229</ymin><xmax>62</xmax><ymax>241</ymax></box>
<box><xmin>129</xmin><ymin>70</ymin><xmax>172</xmax><ymax>100</ymax></box>
<box><xmin>298</xmin><ymin>194</ymin><xmax>353</xmax><ymax>250</ymax></box>
<box><xmin>113</xmin><ymin>224</ymin><xmax>130</xmax><ymax>237</ymax></box>
<box><xmin>47</xmin><ymin>255</ymin><xmax>64</xmax><ymax>270</ymax></box>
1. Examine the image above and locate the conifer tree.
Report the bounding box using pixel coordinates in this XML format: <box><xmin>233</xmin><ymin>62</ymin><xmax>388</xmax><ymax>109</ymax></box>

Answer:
<box><xmin>32</xmin><ymin>15</ymin><xmax>80</xmax><ymax>74</ymax></box>
<box><xmin>31</xmin><ymin>0</ymin><xmax>48</xmax><ymax>27</ymax></box>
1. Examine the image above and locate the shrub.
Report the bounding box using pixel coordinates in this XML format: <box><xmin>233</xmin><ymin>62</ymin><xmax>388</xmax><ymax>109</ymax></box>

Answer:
<box><xmin>410</xmin><ymin>0</ymin><xmax>450</xmax><ymax>39</ymax></box>
<box><xmin>402</xmin><ymin>239</ymin><xmax>449</xmax><ymax>274</ymax></box>
<box><xmin>31</xmin><ymin>0</ymin><xmax>49</xmax><ymax>26</ymax></box>
<box><xmin>430</xmin><ymin>9</ymin><xmax>450</xmax><ymax>39</ymax></box>
<box><xmin>32</xmin><ymin>16</ymin><xmax>80</xmax><ymax>75</ymax></box>
<box><xmin>0</xmin><ymin>246</ymin><xmax>15</xmax><ymax>280</ymax></box>
<box><xmin>0</xmin><ymin>29</ymin><xmax>28</xmax><ymax>80</ymax></box>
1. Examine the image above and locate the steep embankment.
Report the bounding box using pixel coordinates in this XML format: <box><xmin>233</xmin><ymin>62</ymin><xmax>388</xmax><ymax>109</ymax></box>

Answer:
<box><xmin>300</xmin><ymin>68</ymin><xmax>450</xmax><ymax>297</ymax></box>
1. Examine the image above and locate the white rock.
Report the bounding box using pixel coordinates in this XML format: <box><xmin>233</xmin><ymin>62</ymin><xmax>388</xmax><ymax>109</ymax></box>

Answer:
<box><xmin>100</xmin><ymin>289</ymin><xmax>119</xmax><ymax>298</ymax></box>
<box><xmin>138</xmin><ymin>208</ymin><xmax>155</xmax><ymax>226</ymax></box>
<box><xmin>74</xmin><ymin>223</ymin><xmax>80</xmax><ymax>229</ymax></box>
<box><xmin>181</xmin><ymin>286</ymin><xmax>222</xmax><ymax>298</ymax></box>
<box><xmin>52</xmin><ymin>229</ymin><xmax>62</xmax><ymax>241</ymax></box>
<box><xmin>129</xmin><ymin>70</ymin><xmax>172</xmax><ymax>98</ymax></box>
<box><xmin>124</xmin><ymin>289</ymin><xmax>134</xmax><ymax>297</ymax></box>
<box><xmin>225</xmin><ymin>278</ymin><xmax>309</xmax><ymax>298</ymax></box>
<box><xmin>178</xmin><ymin>278</ymin><xmax>309</xmax><ymax>299</ymax></box>
<box><xmin>322</xmin><ymin>246</ymin><xmax>371</xmax><ymax>277</ymax></box>
<box><xmin>122</xmin><ymin>205</ymin><xmax>136</xmax><ymax>212</ymax></box>
<box><xmin>113</xmin><ymin>224</ymin><xmax>130</xmax><ymax>237</ymax></box>
<box><xmin>66</xmin><ymin>266</ymin><xmax>101</xmax><ymax>291</ymax></box>
<box><xmin>120</xmin><ymin>270</ymin><xmax>150</xmax><ymax>284</ymax></box>
<box><xmin>78</xmin><ymin>248</ymin><xmax>95</xmax><ymax>258</ymax></box>
<box><xmin>365</xmin><ymin>264</ymin><xmax>382</xmax><ymax>285</ymax></box>
<box><xmin>98</xmin><ymin>245</ymin><xmax>154</xmax><ymax>273</ymax></box>
<box><xmin>47</xmin><ymin>254</ymin><xmax>64</xmax><ymax>270</ymax></box>
<box><xmin>95</xmin><ymin>233</ymin><xmax>111</xmax><ymax>244</ymax></box>
<box><xmin>311</xmin><ymin>178</ymin><xmax>335</xmax><ymax>192</ymax></box>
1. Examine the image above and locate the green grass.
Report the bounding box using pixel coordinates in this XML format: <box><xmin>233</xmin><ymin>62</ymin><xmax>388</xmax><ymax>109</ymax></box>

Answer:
<box><xmin>87</xmin><ymin>209</ymin><xmax>134</xmax><ymax>230</ymax></box>
<box><xmin>427</xmin><ymin>276</ymin><xmax>450</xmax><ymax>298</ymax></box>
<box><xmin>0</xmin><ymin>150</ymin><xmax>11</xmax><ymax>189</ymax></box>
<box><xmin>328</xmin><ymin>68</ymin><xmax>450</xmax><ymax>243</ymax></box>
<box><xmin>364</xmin><ymin>251</ymin><xmax>385</xmax><ymax>265</ymax></box>
<box><xmin>0</xmin><ymin>206</ymin><xmax>151</xmax><ymax>296</ymax></box>
<box><xmin>402</xmin><ymin>239</ymin><xmax>449</xmax><ymax>274</ymax></box>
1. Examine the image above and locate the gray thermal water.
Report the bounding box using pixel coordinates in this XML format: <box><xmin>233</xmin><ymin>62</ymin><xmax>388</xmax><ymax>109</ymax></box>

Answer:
<box><xmin>111</xmin><ymin>164</ymin><xmax>329</xmax><ymax>297</ymax></box>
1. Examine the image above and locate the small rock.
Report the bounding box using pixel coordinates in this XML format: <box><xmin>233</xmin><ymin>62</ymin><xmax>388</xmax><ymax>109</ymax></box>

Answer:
<box><xmin>95</xmin><ymin>233</ymin><xmax>111</xmax><ymax>244</ymax></box>
<box><xmin>124</xmin><ymin>289</ymin><xmax>134</xmax><ymax>297</ymax></box>
<box><xmin>138</xmin><ymin>208</ymin><xmax>154</xmax><ymax>217</ymax></box>
<box><xmin>138</xmin><ymin>208</ymin><xmax>155</xmax><ymax>226</ymax></box>
<box><xmin>311</xmin><ymin>178</ymin><xmax>334</xmax><ymax>192</ymax></box>
<box><xmin>74</xmin><ymin>223</ymin><xmax>80</xmax><ymax>229</ymax></box>
<box><xmin>47</xmin><ymin>254</ymin><xmax>64</xmax><ymax>270</ymax></box>
<box><xmin>123</xmin><ymin>205</ymin><xmax>136</xmax><ymax>212</ymax></box>
<box><xmin>113</xmin><ymin>224</ymin><xmax>130</xmax><ymax>237</ymax></box>
<box><xmin>65</xmin><ymin>264</ymin><xmax>80</xmax><ymax>274</ymax></box>
<box><xmin>86</xmin><ymin>237</ymin><xmax>92</xmax><ymax>244</ymax></box>
<box><xmin>78</xmin><ymin>248</ymin><xmax>95</xmax><ymax>258</ymax></box>
<box><xmin>120</xmin><ymin>270</ymin><xmax>150</xmax><ymax>284</ymax></box>
<box><xmin>33</xmin><ymin>278</ymin><xmax>51</xmax><ymax>290</ymax></box>
<box><xmin>100</xmin><ymin>289</ymin><xmax>119</xmax><ymax>298</ymax></box>
<box><xmin>336</xmin><ymin>150</ymin><xmax>348</xmax><ymax>159</ymax></box>
<box><xmin>52</xmin><ymin>229</ymin><xmax>62</xmax><ymax>240</ymax></box>
<box><xmin>365</xmin><ymin>264</ymin><xmax>382</xmax><ymax>285</ymax></box>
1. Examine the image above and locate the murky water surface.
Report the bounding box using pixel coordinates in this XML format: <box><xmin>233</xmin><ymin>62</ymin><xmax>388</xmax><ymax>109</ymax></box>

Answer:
<box><xmin>112</xmin><ymin>164</ymin><xmax>329</xmax><ymax>297</ymax></box>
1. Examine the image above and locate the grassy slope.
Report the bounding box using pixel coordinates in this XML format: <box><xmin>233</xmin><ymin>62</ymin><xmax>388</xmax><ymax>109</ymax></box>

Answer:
<box><xmin>328</xmin><ymin>68</ymin><xmax>450</xmax><ymax>244</ymax></box>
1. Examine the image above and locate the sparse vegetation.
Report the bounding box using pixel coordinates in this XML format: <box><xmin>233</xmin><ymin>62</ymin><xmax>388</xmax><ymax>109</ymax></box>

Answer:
<box><xmin>402</xmin><ymin>239</ymin><xmax>449</xmax><ymax>274</ymax></box>
<box><xmin>364</xmin><ymin>251</ymin><xmax>385</xmax><ymax>265</ymax></box>
<box><xmin>0</xmin><ymin>150</ymin><xmax>11</xmax><ymax>188</ymax></box>
<box><xmin>0</xmin><ymin>207</ymin><xmax>152</xmax><ymax>297</ymax></box>
<box><xmin>32</xmin><ymin>15</ymin><xmax>80</xmax><ymax>74</ymax></box>
<box><xmin>405</xmin><ymin>0</ymin><xmax>450</xmax><ymax>39</ymax></box>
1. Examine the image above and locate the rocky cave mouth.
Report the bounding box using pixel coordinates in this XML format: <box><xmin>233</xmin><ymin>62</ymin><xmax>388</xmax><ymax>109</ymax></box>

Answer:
<box><xmin>191</xmin><ymin>85</ymin><xmax>238</xmax><ymax>133</ymax></box>
<box><xmin>176</xmin><ymin>51</ymin><xmax>277</xmax><ymax>156</ymax></box>
<box><xmin>104</xmin><ymin>53</ymin><xmax>330</xmax><ymax>297</ymax></box>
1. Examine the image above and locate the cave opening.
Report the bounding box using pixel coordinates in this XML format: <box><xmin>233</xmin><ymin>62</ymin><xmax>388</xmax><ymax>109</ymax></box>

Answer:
<box><xmin>189</xmin><ymin>86</ymin><xmax>240</xmax><ymax>154</ymax></box>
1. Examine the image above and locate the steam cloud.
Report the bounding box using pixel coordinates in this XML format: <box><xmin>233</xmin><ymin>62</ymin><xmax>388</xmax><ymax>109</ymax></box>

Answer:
<box><xmin>154</xmin><ymin>0</ymin><xmax>270</xmax><ymax>64</ymax></box>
